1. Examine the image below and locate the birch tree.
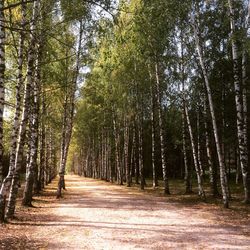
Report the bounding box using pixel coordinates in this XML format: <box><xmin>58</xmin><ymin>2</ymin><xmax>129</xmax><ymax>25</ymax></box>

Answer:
<box><xmin>57</xmin><ymin>21</ymin><xmax>83</xmax><ymax>198</ymax></box>
<box><xmin>192</xmin><ymin>8</ymin><xmax>229</xmax><ymax>207</ymax></box>
<box><xmin>6</xmin><ymin>0</ymin><xmax>40</xmax><ymax>215</ymax></box>
<box><xmin>0</xmin><ymin>0</ymin><xmax>5</xmax><ymax>186</ymax></box>
<box><xmin>228</xmin><ymin>0</ymin><xmax>250</xmax><ymax>203</ymax></box>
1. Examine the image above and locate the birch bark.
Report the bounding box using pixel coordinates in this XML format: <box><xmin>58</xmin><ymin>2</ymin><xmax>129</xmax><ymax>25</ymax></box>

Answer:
<box><xmin>0</xmin><ymin>0</ymin><xmax>5</xmax><ymax>187</ymax></box>
<box><xmin>184</xmin><ymin>103</ymin><xmax>205</xmax><ymax>198</ymax></box>
<box><xmin>228</xmin><ymin>0</ymin><xmax>250</xmax><ymax>203</ymax></box>
<box><xmin>204</xmin><ymin>98</ymin><xmax>219</xmax><ymax>197</ymax></box>
<box><xmin>193</xmin><ymin>12</ymin><xmax>229</xmax><ymax>207</ymax></box>
<box><xmin>57</xmin><ymin>21</ymin><xmax>83</xmax><ymax>197</ymax></box>
<box><xmin>154</xmin><ymin>62</ymin><xmax>170</xmax><ymax>194</ymax></box>
<box><xmin>6</xmin><ymin>1</ymin><xmax>39</xmax><ymax>218</ymax></box>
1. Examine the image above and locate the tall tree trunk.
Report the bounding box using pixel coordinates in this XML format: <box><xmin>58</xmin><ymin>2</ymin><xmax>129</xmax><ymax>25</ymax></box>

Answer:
<box><xmin>0</xmin><ymin>0</ymin><xmax>5</xmax><ymax>187</ymax></box>
<box><xmin>228</xmin><ymin>0</ymin><xmax>250</xmax><ymax>203</ymax></box>
<box><xmin>134</xmin><ymin>120</ymin><xmax>139</xmax><ymax>185</ymax></box>
<box><xmin>113</xmin><ymin>113</ymin><xmax>122</xmax><ymax>185</ymax></box>
<box><xmin>39</xmin><ymin>91</ymin><xmax>46</xmax><ymax>190</ymax></box>
<box><xmin>150</xmin><ymin>84</ymin><xmax>158</xmax><ymax>188</ymax></box>
<box><xmin>204</xmin><ymin>98</ymin><xmax>219</xmax><ymax>197</ymax></box>
<box><xmin>124</xmin><ymin>119</ymin><xmax>130</xmax><ymax>187</ymax></box>
<box><xmin>127</xmin><ymin>126</ymin><xmax>133</xmax><ymax>186</ymax></box>
<box><xmin>184</xmin><ymin>103</ymin><xmax>205</xmax><ymax>198</ymax></box>
<box><xmin>235</xmin><ymin>147</ymin><xmax>241</xmax><ymax>184</ymax></box>
<box><xmin>193</xmin><ymin>12</ymin><xmax>229</xmax><ymax>207</ymax></box>
<box><xmin>1</xmin><ymin>1</ymin><xmax>28</xmax><ymax>220</ymax></box>
<box><xmin>57</xmin><ymin>94</ymin><xmax>67</xmax><ymax>197</ymax></box>
<box><xmin>57</xmin><ymin>21</ymin><xmax>83</xmax><ymax>197</ymax></box>
<box><xmin>22</xmin><ymin>56</ymin><xmax>40</xmax><ymax>206</ymax></box>
<box><xmin>182</xmin><ymin>104</ymin><xmax>192</xmax><ymax>194</ymax></box>
<box><xmin>138</xmin><ymin>112</ymin><xmax>144</xmax><ymax>190</ymax></box>
<box><xmin>154</xmin><ymin>62</ymin><xmax>170</xmax><ymax>194</ymax></box>
<box><xmin>21</xmin><ymin>0</ymin><xmax>40</xmax><ymax>207</ymax></box>
<box><xmin>242</xmin><ymin>2</ymin><xmax>249</xmax><ymax>172</ymax></box>
<box><xmin>5</xmin><ymin>79</ymin><xmax>32</xmax><ymax>217</ymax></box>
<box><xmin>6</xmin><ymin>1</ymin><xmax>39</xmax><ymax>218</ymax></box>
<box><xmin>179</xmin><ymin>39</ymin><xmax>192</xmax><ymax>194</ymax></box>
<box><xmin>197</xmin><ymin>108</ymin><xmax>204</xmax><ymax>177</ymax></box>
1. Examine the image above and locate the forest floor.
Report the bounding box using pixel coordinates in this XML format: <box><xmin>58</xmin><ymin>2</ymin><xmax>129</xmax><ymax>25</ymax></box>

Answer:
<box><xmin>0</xmin><ymin>175</ymin><xmax>249</xmax><ymax>250</ymax></box>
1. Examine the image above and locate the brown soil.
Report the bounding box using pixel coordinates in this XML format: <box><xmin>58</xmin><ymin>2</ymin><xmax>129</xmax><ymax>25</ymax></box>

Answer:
<box><xmin>0</xmin><ymin>175</ymin><xmax>249</xmax><ymax>249</ymax></box>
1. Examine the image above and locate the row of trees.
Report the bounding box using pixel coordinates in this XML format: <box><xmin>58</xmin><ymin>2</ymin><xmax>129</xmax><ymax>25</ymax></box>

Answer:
<box><xmin>0</xmin><ymin>0</ymin><xmax>105</xmax><ymax>222</ymax></box>
<box><xmin>74</xmin><ymin>0</ymin><xmax>250</xmax><ymax>208</ymax></box>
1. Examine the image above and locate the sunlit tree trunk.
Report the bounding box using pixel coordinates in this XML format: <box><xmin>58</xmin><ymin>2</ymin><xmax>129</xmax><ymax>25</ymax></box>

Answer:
<box><xmin>39</xmin><ymin>91</ymin><xmax>46</xmax><ymax>190</ymax></box>
<box><xmin>1</xmin><ymin>1</ymin><xmax>30</xmax><ymax>219</ymax></box>
<box><xmin>21</xmin><ymin>0</ymin><xmax>41</xmax><ymax>206</ymax></box>
<box><xmin>0</xmin><ymin>0</ymin><xmax>5</xmax><ymax>187</ymax></box>
<box><xmin>113</xmin><ymin>113</ymin><xmax>122</xmax><ymax>185</ymax></box>
<box><xmin>154</xmin><ymin>62</ymin><xmax>170</xmax><ymax>194</ymax></box>
<box><xmin>179</xmin><ymin>38</ymin><xmax>192</xmax><ymax>194</ymax></box>
<box><xmin>5</xmin><ymin>80</ymin><xmax>32</xmax><ymax>217</ymax></box>
<box><xmin>184</xmin><ymin>103</ymin><xmax>205</xmax><ymax>198</ymax></box>
<box><xmin>150</xmin><ymin>82</ymin><xmax>158</xmax><ymax>189</ymax></box>
<box><xmin>138</xmin><ymin>112</ymin><xmax>144</xmax><ymax>190</ymax></box>
<box><xmin>22</xmin><ymin>54</ymin><xmax>41</xmax><ymax>207</ymax></box>
<box><xmin>57</xmin><ymin>21</ymin><xmax>83</xmax><ymax>197</ymax></box>
<box><xmin>193</xmin><ymin>12</ymin><xmax>229</xmax><ymax>207</ymax></box>
<box><xmin>242</xmin><ymin>2</ymin><xmax>249</xmax><ymax>169</ymax></box>
<box><xmin>228</xmin><ymin>0</ymin><xmax>250</xmax><ymax>203</ymax></box>
<box><xmin>182</xmin><ymin>104</ymin><xmax>192</xmax><ymax>194</ymax></box>
<box><xmin>127</xmin><ymin>126</ymin><xmax>133</xmax><ymax>186</ymax></box>
<box><xmin>124</xmin><ymin>118</ymin><xmax>130</xmax><ymax>187</ymax></box>
<box><xmin>196</xmin><ymin>109</ymin><xmax>204</xmax><ymax>177</ymax></box>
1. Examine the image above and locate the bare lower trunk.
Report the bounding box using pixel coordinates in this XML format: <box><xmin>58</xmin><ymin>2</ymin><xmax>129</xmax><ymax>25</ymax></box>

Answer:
<box><xmin>154</xmin><ymin>63</ymin><xmax>169</xmax><ymax>194</ymax></box>
<box><xmin>138</xmin><ymin>114</ymin><xmax>144</xmax><ymax>190</ymax></box>
<box><xmin>151</xmin><ymin>85</ymin><xmax>158</xmax><ymax>188</ymax></box>
<box><xmin>22</xmin><ymin>70</ymin><xmax>40</xmax><ymax>206</ymax></box>
<box><xmin>134</xmin><ymin>122</ymin><xmax>140</xmax><ymax>185</ymax></box>
<box><xmin>124</xmin><ymin>119</ymin><xmax>130</xmax><ymax>187</ymax></box>
<box><xmin>197</xmin><ymin>109</ymin><xmax>204</xmax><ymax>177</ymax></box>
<box><xmin>39</xmin><ymin>92</ymin><xmax>46</xmax><ymax>190</ymax></box>
<box><xmin>5</xmin><ymin>80</ymin><xmax>31</xmax><ymax>217</ymax></box>
<box><xmin>204</xmin><ymin>99</ymin><xmax>219</xmax><ymax>197</ymax></box>
<box><xmin>113</xmin><ymin>114</ymin><xmax>122</xmax><ymax>185</ymax></box>
<box><xmin>184</xmin><ymin>104</ymin><xmax>205</xmax><ymax>198</ymax></box>
<box><xmin>182</xmin><ymin>106</ymin><xmax>192</xmax><ymax>194</ymax></box>
<box><xmin>235</xmin><ymin>148</ymin><xmax>241</xmax><ymax>184</ymax></box>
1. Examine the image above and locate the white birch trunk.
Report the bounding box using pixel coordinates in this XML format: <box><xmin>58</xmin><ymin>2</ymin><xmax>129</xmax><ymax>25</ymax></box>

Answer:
<box><xmin>154</xmin><ymin>63</ymin><xmax>170</xmax><ymax>194</ymax></box>
<box><xmin>182</xmin><ymin>105</ymin><xmax>192</xmax><ymax>194</ymax></box>
<box><xmin>228</xmin><ymin>0</ymin><xmax>250</xmax><ymax>203</ymax></box>
<box><xmin>6</xmin><ymin>0</ymin><xmax>40</xmax><ymax>215</ymax></box>
<box><xmin>193</xmin><ymin>13</ymin><xmax>229</xmax><ymax>207</ymax></box>
<box><xmin>197</xmin><ymin>109</ymin><xmax>204</xmax><ymax>177</ymax></box>
<box><xmin>184</xmin><ymin>103</ymin><xmax>205</xmax><ymax>198</ymax></box>
<box><xmin>0</xmin><ymin>0</ymin><xmax>5</xmax><ymax>187</ymax></box>
<box><xmin>57</xmin><ymin>21</ymin><xmax>83</xmax><ymax>197</ymax></box>
<box><xmin>204</xmin><ymin>97</ymin><xmax>219</xmax><ymax>196</ymax></box>
<box><xmin>151</xmin><ymin>86</ymin><xmax>158</xmax><ymax>188</ymax></box>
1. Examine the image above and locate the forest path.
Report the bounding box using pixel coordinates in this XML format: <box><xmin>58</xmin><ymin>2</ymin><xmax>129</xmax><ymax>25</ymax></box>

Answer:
<box><xmin>0</xmin><ymin>175</ymin><xmax>250</xmax><ymax>249</ymax></box>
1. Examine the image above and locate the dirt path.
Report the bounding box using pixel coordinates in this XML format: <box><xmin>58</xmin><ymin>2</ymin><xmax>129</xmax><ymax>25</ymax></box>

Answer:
<box><xmin>0</xmin><ymin>175</ymin><xmax>250</xmax><ymax>249</ymax></box>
